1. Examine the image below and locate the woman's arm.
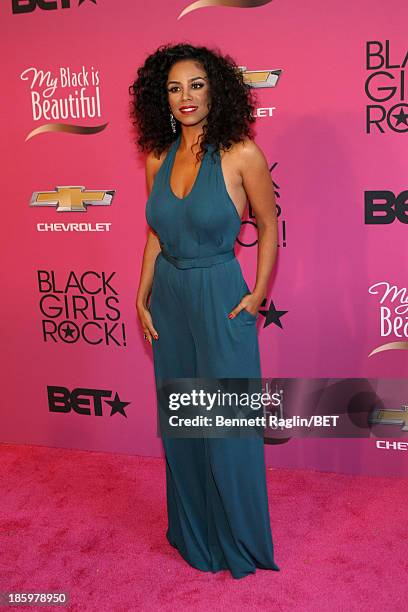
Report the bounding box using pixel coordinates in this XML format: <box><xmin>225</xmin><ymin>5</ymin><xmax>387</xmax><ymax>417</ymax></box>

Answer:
<box><xmin>135</xmin><ymin>151</ymin><xmax>163</xmax><ymax>344</ymax></box>
<box><xmin>228</xmin><ymin>139</ymin><xmax>278</xmax><ymax>319</ymax></box>
<box><xmin>136</xmin><ymin>227</ymin><xmax>161</xmax><ymax>311</ymax></box>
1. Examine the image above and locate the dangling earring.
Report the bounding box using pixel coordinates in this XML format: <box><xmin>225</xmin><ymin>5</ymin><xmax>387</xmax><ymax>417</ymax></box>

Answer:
<box><xmin>169</xmin><ymin>111</ymin><xmax>177</xmax><ymax>134</ymax></box>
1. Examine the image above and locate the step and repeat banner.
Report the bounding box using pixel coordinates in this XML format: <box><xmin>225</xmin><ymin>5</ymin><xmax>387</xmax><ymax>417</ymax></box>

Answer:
<box><xmin>1</xmin><ymin>0</ymin><xmax>407</xmax><ymax>477</ymax></box>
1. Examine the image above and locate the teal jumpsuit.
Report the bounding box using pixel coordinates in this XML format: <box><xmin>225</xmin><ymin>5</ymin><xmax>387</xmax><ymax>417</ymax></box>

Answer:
<box><xmin>145</xmin><ymin>133</ymin><xmax>280</xmax><ymax>579</ymax></box>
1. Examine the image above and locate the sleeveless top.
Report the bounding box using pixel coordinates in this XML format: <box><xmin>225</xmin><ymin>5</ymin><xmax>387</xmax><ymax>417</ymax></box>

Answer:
<box><xmin>145</xmin><ymin>133</ymin><xmax>242</xmax><ymax>259</ymax></box>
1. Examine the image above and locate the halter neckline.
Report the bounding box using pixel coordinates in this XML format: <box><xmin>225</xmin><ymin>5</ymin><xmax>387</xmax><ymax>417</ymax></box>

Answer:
<box><xmin>167</xmin><ymin>134</ymin><xmax>208</xmax><ymax>202</ymax></box>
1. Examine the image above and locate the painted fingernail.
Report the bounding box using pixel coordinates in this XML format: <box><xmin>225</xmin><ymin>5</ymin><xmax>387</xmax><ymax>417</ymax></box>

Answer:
<box><xmin>154</xmin><ymin>334</ymin><xmax>158</xmax><ymax>339</ymax></box>
<box><xmin>228</xmin><ymin>313</ymin><xmax>233</xmax><ymax>319</ymax></box>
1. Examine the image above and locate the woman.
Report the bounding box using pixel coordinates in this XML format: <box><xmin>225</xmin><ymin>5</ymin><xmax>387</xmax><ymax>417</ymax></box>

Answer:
<box><xmin>129</xmin><ymin>43</ymin><xmax>279</xmax><ymax>579</ymax></box>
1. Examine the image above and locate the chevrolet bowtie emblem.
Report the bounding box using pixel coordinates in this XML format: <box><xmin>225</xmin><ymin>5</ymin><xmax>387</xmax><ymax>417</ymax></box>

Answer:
<box><xmin>30</xmin><ymin>186</ymin><xmax>115</xmax><ymax>212</ymax></box>
<box><xmin>239</xmin><ymin>67</ymin><xmax>282</xmax><ymax>88</ymax></box>
<box><xmin>369</xmin><ymin>404</ymin><xmax>408</xmax><ymax>431</ymax></box>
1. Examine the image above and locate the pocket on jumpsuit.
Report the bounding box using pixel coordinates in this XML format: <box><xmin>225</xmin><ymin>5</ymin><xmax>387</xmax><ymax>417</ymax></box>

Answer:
<box><xmin>237</xmin><ymin>306</ymin><xmax>258</xmax><ymax>324</ymax></box>
<box><xmin>236</xmin><ymin>276</ymin><xmax>258</xmax><ymax>325</ymax></box>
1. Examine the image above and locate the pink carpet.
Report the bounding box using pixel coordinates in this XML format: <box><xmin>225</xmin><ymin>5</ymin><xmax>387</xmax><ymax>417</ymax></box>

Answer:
<box><xmin>1</xmin><ymin>442</ymin><xmax>407</xmax><ymax>611</ymax></box>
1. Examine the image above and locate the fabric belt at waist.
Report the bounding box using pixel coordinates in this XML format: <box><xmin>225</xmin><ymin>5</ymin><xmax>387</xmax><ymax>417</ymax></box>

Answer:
<box><xmin>160</xmin><ymin>247</ymin><xmax>236</xmax><ymax>269</ymax></box>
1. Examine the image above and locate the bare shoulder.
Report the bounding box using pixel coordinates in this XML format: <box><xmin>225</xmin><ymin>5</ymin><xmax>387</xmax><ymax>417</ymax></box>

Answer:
<box><xmin>223</xmin><ymin>138</ymin><xmax>269</xmax><ymax>174</ymax></box>
<box><xmin>145</xmin><ymin>145</ymin><xmax>171</xmax><ymax>193</ymax></box>
<box><xmin>145</xmin><ymin>147</ymin><xmax>168</xmax><ymax>171</ymax></box>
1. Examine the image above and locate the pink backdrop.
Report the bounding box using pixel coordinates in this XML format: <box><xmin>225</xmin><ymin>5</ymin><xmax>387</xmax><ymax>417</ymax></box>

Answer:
<box><xmin>1</xmin><ymin>0</ymin><xmax>407</xmax><ymax>477</ymax></box>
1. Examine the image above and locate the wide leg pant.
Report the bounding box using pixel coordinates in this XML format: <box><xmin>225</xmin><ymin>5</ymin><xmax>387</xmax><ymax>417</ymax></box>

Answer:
<box><xmin>149</xmin><ymin>253</ymin><xmax>280</xmax><ymax>579</ymax></box>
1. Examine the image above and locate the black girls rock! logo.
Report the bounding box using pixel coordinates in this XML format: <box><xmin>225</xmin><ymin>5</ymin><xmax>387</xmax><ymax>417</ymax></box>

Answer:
<box><xmin>365</xmin><ymin>40</ymin><xmax>408</xmax><ymax>134</ymax></box>
<box><xmin>37</xmin><ymin>270</ymin><xmax>126</xmax><ymax>346</ymax></box>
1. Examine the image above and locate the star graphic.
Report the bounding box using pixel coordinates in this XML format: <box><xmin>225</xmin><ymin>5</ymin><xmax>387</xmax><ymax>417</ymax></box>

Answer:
<box><xmin>78</xmin><ymin>0</ymin><xmax>97</xmax><ymax>5</ymax></box>
<box><xmin>61</xmin><ymin>323</ymin><xmax>76</xmax><ymax>339</ymax></box>
<box><xmin>105</xmin><ymin>392</ymin><xmax>131</xmax><ymax>417</ymax></box>
<box><xmin>259</xmin><ymin>299</ymin><xmax>288</xmax><ymax>329</ymax></box>
<box><xmin>392</xmin><ymin>106</ymin><xmax>408</xmax><ymax>128</ymax></box>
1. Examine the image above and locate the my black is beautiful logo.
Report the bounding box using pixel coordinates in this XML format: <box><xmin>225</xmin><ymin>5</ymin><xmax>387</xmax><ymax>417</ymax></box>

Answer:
<box><xmin>177</xmin><ymin>0</ymin><xmax>273</xmax><ymax>20</ymax></box>
<box><xmin>368</xmin><ymin>281</ymin><xmax>408</xmax><ymax>357</ymax></box>
<box><xmin>365</xmin><ymin>40</ymin><xmax>408</xmax><ymax>134</ymax></box>
<box><xmin>20</xmin><ymin>64</ymin><xmax>107</xmax><ymax>140</ymax></box>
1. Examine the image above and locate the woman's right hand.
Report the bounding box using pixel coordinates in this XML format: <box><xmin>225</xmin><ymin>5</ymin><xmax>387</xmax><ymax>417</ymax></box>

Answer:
<box><xmin>137</xmin><ymin>303</ymin><xmax>159</xmax><ymax>346</ymax></box>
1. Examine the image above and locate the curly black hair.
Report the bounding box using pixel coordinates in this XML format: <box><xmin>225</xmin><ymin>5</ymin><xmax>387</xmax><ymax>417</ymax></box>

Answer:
<box><xmin>128</xmin><ymin>42</ymin><xmax>257</xmax><ymax>163</ymax></box>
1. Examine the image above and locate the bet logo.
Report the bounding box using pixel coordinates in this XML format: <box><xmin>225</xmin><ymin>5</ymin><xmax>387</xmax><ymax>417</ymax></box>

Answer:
<box><xmin>365</xmin><ymin>190</ymin><xmax>408</xmax><ymax>224</ymax></box>
<box><xmin>12</xmin><ymin>0</ymin><xmax>94</xmax><ymax>14</ymax></box>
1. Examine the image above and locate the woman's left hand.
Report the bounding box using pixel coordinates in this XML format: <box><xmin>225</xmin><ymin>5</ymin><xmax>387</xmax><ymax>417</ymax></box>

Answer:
<box><xmin>228</xmin><ymin>293</ymin><xmax>262</xmax><ymax>319</ymax></box>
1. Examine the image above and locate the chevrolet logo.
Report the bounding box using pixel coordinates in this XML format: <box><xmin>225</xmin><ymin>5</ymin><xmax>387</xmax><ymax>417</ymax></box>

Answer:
<box><xmin>369</xmin><ymin>404</ymin><xmax>408</xmax><ymax>431</ymax></box>
<box><xmin>30</xmin><ymin>186</ymin><xmax>115</xmax><ymax>212</ymax></box>
<box><xmin>239</xmin><ymin>67</ymin><xmax>282</xmax><ymax>88</ymax></box>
